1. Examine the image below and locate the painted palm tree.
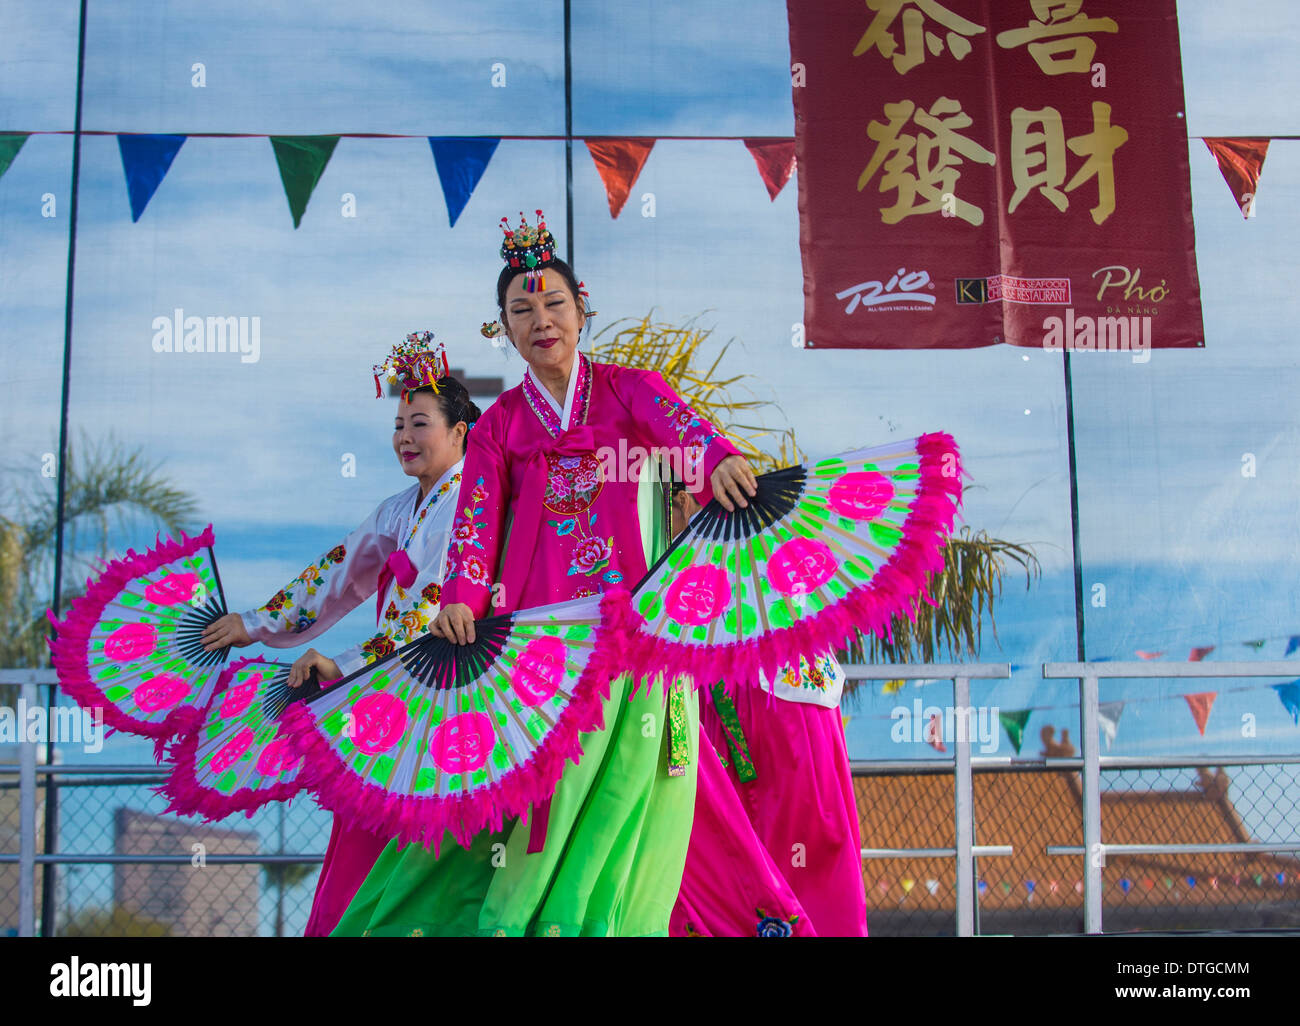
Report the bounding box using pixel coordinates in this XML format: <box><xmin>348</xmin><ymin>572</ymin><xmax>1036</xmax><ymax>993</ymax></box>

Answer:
<box><xmin>0</xmin><ymin>434</ymin><xmax>198</xmax><ymax>703</ymax></box>
<box><xmin>591</xmin><ymin>315</ymin><xmax>1040</xmax><ymax>670</ymax></box>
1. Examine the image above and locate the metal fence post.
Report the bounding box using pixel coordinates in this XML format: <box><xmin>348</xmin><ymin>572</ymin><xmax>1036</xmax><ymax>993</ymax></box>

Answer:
<box><xmin>1080</xmin><ymin>669</ymin><xmax>1103</xmax><ymax>933</ymax></box>
<box><xmin>19</xmin><ymin>675</ymin><xmax>37</xmax><ymax>937</ymax></box>
<box><xmin>953</xmin><ymin>675</ymin><xmax>974</xmax><ymax>936</ymax></box>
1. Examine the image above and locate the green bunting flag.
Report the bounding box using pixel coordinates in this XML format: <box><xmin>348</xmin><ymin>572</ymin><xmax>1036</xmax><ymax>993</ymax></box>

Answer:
<box><xmin>0</xmin><ymin>133</ymin><xmax>29</xmax><ymax>181</ymax></box>
<box><xmin>999</xmin><ymin>709</ymin><xmax>1033</xmax><ymax>754</ymax></box>
<box><xmin>269</xmin><ymin>135</ymin><xmax>340</xmax><ymax>228</ymax></box>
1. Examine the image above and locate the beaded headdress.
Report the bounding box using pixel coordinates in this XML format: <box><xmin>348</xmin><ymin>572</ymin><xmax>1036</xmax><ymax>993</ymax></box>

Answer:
<box><xmin>373</xmin><ymin>331</ymin><xmax>451</xmax><ymax>402</ymax></box>
<box><xmin>480</xmin><ymin>208</ymin><xmax>597</xmax><ymax>340</ymax></box>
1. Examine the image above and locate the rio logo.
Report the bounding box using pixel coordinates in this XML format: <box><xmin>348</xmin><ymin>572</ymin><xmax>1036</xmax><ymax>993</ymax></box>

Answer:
<box><xmin>835</xmin><ymin>268</ymin><xmax>936</xmax><ymax>314</ymax></box>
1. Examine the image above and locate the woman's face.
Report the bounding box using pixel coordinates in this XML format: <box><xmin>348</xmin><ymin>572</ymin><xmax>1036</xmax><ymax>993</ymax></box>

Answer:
<box><xmin>502</xmin><ymin>272</ymin><xmax>585</xmax><ymax>377</ymax></box>
<box><xmin>393</xmin><ymin>391</ymin><xmax>462</xmax><ymax>483</ymax></box>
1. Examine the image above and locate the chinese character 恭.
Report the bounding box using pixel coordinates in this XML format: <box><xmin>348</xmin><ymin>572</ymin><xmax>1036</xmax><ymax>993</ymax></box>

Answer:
<box><xmin>858</xmin><ymin>97</ymin><xmax>995</xmax><ymax>226</ymax></box>
<box><xmin>996</xmin><ymin>0</ymin><xmax>1118</xmax><ymax>76</ymax></box>
<box><xmin>853</xmin><ymin>0</ymin><xmax>986</xmax><ymax>76</ymax></box>
<box><xmin>1008</xmin><ymin>101</ymin><xmax>1128</xmax><ymax>224</ymax></box>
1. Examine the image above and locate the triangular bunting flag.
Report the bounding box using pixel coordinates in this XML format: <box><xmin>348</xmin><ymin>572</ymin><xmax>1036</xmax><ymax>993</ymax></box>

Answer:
<box><xmin>1184</xmin><ymin>691</ymin><xmax>1217</xmax><ymax>735</ymax></box>
<box><xmin>584</xmin><ymin>138</ymin><xmax>654</xmax><ymax>218</ymax></box>
<box><xmin>270</xmin><ymin>135</ymin><xmax>340</xmax><ymax>228</ymax></box>
<box><xmin>925</xmin><ymin>879</ymin><xmax>939</xmax><ymax>896</ymax></box>
<box><xmin>901</xmin><ymin>878</ymin><xmax>915</xmax><ymax>895</ymax></box>
<box><xmin>1097</xmin><ymin>700</ymin><xmax>1125</xmax><ymax>750</ymax></box>
<box><xmin>1243</xmin><ymin>639</ymin><xmax>1266</xmax><ymax>650</ymax></box>
<box><xmin>1286</xmin><ymin>636</ymin><xmax>1300</xmax><ymax>656</ymax></box>
<box><xmin>428</xmin><ymin>137</ymin><xmax>499</xmax><ymax>227</ymax></box>
<box><xmin>1135</xmin><ymin>650</ymin><xmax>1164</xmax><ymax>660</ymax></box>
<box><xmin>0</xmin><ymin>133</ymin><xmax>29</xmax><ymax>181</ymax></box>
<box><xmin>881</xmin><ymin>679</ymin><xmax>904</xmax><ymax>694</ymax></box>
<box><xmin>117</xmin><ymin>134</ymin><xmax>186</xmax><ymax>222</ymax></box>
<box><xmin>998</xmin><ymin>708</ymin><xmax>1032</xmax><ymax>754</ymax></box>
<box><xmin>1204</xmin><ymin>137</ymin><xmax>1269</xmax><ymax>219</ymax></box>
<box><xmin>1189</xmin><ymin>645</ymin><xmax>1215</xmax><ymax>662</ymax></box>
<box><xmin>1272</xmin><ymin>681</ymin><xmax>1300</xmax><ymax>724</ymax></box>
<box><xmin>743</xmin><ymin>139</ymin><xmax>796</xmax><ymax>201</ymax></box>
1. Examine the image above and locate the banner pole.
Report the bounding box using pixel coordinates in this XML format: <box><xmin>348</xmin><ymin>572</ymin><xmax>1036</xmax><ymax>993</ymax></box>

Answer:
<box><xmin>563</xmin><ymin>0</ymin><xmax>574</xmax><ymax>268</ymax></box>
<box><xmin>1062</xmin><ymin>350</ymin><xmax>1087</xmax><ymax>663</ymax></box>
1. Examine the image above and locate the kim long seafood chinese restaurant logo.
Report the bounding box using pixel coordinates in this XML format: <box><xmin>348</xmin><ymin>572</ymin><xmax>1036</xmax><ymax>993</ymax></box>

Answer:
<box><xmin>837</xmin><ymin>268</ymin><xmax>936</xmax><ymax>313</ymax></box>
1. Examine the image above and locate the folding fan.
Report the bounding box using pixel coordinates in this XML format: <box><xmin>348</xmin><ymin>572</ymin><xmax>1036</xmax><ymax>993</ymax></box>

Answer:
<box><xmin>47</xmin><ymin>526</ymin><xmax>234</xmax><ymax>746</ymax></box>
<box><xmin>161</xmin><ymin>655</ymin><xmax>321</xmax><ymax>820</ymax></box>
<box><xmin>615</xmin><ymin>433</ymin><xmax>963</xmax><ymax>693</ymax></box>
<box><xmin>278</xmin><ymin>591</ymin><xmax>629</xmax><ymax>852</ymax></box>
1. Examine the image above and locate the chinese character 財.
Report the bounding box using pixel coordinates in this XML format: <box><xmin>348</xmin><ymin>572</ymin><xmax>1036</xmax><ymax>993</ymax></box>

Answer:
<box><xmin>853</xmin><ymin>0</ymin><xmax>987</xmax><ymax>76</ymax></box>
<box><xmin>858</xmin><ymin>97</ymin><xmax>995</xmax><ymax>226</ymax></box>
<box><xmin>1008</xmin><ymin>101</ymin><xmax>1128</xmax><ymax>224</ymax></box>
<box><xmin>996</xmin><ymin>0</ymin><xmax>1118</xmax><ymax>76</ymax></box>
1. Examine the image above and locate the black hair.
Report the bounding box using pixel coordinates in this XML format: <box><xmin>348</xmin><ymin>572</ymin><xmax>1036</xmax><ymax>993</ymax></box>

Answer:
<box><xmin>404</xmin><ymin>376</ymin><xmax>482</xmax><ymax>454</ymax></box>
<box><xmin>495</xmin><ymin>256</ymin><xmax>585</xmax><ymax>331</ymax></box>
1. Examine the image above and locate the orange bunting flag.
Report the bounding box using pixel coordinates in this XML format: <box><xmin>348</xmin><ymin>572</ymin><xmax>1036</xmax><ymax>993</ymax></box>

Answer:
<box><xmin>1184</xmin><ymin>691</ymin><xmax>1217</xmax><ymax>736</ymax></box>
<box><xmin>743</xmin><ymin>139</ymin><xmax>796</xmax><ymax>201</ymax></box>
<box><xmin>1135</xmin><ymin>650</ymin><xmax>1165</xmax><ymax>660</ymax></box>
<box><xmin>1204</xmin><ymin>138</ymin><xmax>1269</xmax><ymax>219</ymax></box>
<box><xmin>584</xmin><ymin>139</ymin><xmax>655</xmax><ymax>218</ymax></box>
<box><xmin>1188</xmin><ymin>646</ymin><xmax>1215</xmax><ymax>662</ymax></box>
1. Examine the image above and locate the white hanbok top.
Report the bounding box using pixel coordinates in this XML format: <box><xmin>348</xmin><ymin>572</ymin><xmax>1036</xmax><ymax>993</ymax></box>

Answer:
<box><xmin>239</xmin><ymin>461</ymin><xmax>464</xmax><ymax>676</ymax></box>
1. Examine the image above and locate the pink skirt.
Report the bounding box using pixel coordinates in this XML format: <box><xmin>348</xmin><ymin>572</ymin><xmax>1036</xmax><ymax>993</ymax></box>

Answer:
<box><xmin>303</xmin><ymin>816</ymin><xmax>391</xmax><ymax>937</ymax></box>
<box><xmin>671</xmin><ymin>690</ymin><xmax>868</xmax><ymax>937</ymax></box>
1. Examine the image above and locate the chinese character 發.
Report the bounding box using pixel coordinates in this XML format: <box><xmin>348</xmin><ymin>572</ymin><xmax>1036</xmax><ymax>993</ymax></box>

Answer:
<box><xmin>1008</xmin><ymin>101</ymin><xmax>1128</xmax><ymax>224</ymax></box>
<box><xmin>853</xmin><ymin>0</ymin><xmax>987</xmax><ymax>76</ymax></box>
<box><xmin>996</xmin><ymin>0</ymin><xmax>1118</xmax><ymax>76</ymax></box>
<box><xmin>858</xmin><ymin>97</ymin><xmax>995</xmax><ymax>226</ymax></box>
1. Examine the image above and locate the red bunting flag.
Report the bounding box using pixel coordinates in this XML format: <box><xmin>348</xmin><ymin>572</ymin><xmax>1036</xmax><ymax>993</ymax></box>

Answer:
<box><xmin>1204</xmin><ymin>138</ymin><xmax>1269</xmax><ymax>219</ymax></box>
<box><xmin>743</xmin><ymin>139</ymin><xmax>796</xmax><ymax>201</ymax></box>
<box><xmin>1135</xmin><ymin>650</ymin><xmax>1165</xmax><ymax>660</ymax></box>
<box><xmin>1188</xmin><ymin>646</ymin><xmax>1215</xmax><ymax>662</ymax></box>
<box><xmin>584</xmin><ymin>139</ymin><xmax>655</xmax><ymax>218</ymax></box>
<box><xmin>1184</xmin><ymin>691</ymin><xmax>1217</xmax><ymax>736</ymax></box>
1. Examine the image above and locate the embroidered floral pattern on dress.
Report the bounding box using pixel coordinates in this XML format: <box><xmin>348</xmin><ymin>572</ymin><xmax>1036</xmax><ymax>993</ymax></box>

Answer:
<box><xmin>384</xmin><ymin>601</ymin><xmax>399</xmax><ymax>621</ymax></box>
<box><xmin>445</xmin><ymin>475</ymin><xmax>491</xmax><ymax>591</ymax></box>
<box><xmin>755</xmin><ymin>908</ymin><xmax>798</xmax><ymax>937</ymax></box>
<box><xmin>543</xmin><ymin>452</ymin><xmax>603</xmax><ymax>514</ymax></box>
<box><xmin>403</xmin><ymin>472</ymin><xmax>462</xmax><ymax>551</ymax></box>
<box><xmin>778</xmin><ymin>654</ymin><xmax>837</xmax><ymax>691</ymax></box>
<box><xmin>259</xmin><ymin>544</ymin><xmax>349</xmax><ymax>628</ymax></box>
<box><xmin>420</xmin><ymin>582</ymin><xmax>441</xmax><ymax>606</ymax></box>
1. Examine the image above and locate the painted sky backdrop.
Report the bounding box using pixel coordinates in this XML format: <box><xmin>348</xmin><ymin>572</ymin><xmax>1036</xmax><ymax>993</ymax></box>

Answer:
<box><xmin>3</xmin><ymin>0</ymin><xmax>1300</xmax><ymax>775</ymax></box>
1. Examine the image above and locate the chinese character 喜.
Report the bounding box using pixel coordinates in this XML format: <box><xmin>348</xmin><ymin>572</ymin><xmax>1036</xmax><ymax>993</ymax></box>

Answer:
<box><xmin>858</xmin><ymin>97</ymin><xmax>995</xmax><ymax>226</ymax></box>
<box><xmin>853</xmin><ymin>0</ymin><xmax>987</xmax><ymax>75</ymax></box>
<box><xmin>996</xmin><ymin>0</ymin><xmax>1118</xmax><ymax>76</ymax></box>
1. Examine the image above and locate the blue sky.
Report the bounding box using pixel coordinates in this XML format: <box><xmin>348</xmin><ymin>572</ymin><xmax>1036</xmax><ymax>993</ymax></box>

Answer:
<box><xmin>3</xmin><ymin>0</ymin><xmax>1300</xmax><ymax>779</ymax></box>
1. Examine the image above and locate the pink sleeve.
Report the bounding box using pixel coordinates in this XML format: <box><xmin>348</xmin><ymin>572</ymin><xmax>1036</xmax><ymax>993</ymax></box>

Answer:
<box><xmin>441</xmin><ymin>409</ymin><xmax>510</xmax><ymax>619</ymax></box>
<box><xmin>608</xmin><ymin>366</ymin><xmax>740</xmax><ymax>506</ymax></box>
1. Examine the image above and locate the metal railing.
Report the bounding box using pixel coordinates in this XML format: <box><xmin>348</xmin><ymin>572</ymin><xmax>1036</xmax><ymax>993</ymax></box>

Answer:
<box><xmin>1043</xmin><ymin>660</ymin><xmax>1300</xmax><ymax>934</ymax></box>
<box><xmin>5</xmin><ymin>663</ymin><xmax>1300</xmax><ymax>936</ymax></box>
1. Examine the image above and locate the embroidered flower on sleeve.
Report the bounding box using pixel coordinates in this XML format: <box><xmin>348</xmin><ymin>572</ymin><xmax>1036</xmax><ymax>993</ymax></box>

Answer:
<box><xmin>324</xmin><ymin>545</ymin><xmax>346</xmax><ymax>564</ymax></box>
<box><xmin>264</xmin><ymin>590</ymin><xmax>289</xmax><ymax>613</ymax></box>
<box><xmin>361</xmin><ymin>634</ymin><xmax>397</xmax><ymax>662</ymax></box>
<box><xmin>421</xmin><ymin>582</ymin><xmax>442</xmax><ymax>606</ymax></box>
<box><xmin>292</xmin><ymin>609</ymin><xmax>317</xmax><ymax>633</ymax></box>
<box><xmin>384</xmin><ymin>601</ymin><xmax>399</xmax><ymax>621</ymax></box>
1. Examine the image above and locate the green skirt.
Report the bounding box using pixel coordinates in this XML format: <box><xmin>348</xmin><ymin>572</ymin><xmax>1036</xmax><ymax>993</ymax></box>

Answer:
<box><xmin>332</xmin><ymin>675</ymin><xmax>699</xmax><ymax>937</ymax></box>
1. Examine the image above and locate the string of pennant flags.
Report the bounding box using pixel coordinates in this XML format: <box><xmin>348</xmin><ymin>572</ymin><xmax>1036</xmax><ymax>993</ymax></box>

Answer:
<box><xmin>0</xmin><ymin>132</ymin><xmax>796</xmax><ymax>226</ymax></box>
<box><xmin>0</xmin><ymin>130</ymin><xmax>1286</xmax><ymax>225</ymax></box>
<box><xmin>872</xmin><ymin>871</ymin><xmax>1294</xmax><ymax>901</ymax></box>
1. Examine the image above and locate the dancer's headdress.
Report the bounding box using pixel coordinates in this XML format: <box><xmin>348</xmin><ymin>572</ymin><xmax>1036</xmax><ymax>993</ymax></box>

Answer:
<box><xmin>373</xmin><ymin>331</ymin><xmax>451</xmax><ymax>402</ymax></box>
<box><xmin>480</xmin><ymin>209</ymin><xmax>597</xmax><ymax>340</ymax></box>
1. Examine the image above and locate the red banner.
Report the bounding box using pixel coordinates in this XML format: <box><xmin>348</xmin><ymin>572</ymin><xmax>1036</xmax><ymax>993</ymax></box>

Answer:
<box><xmin>788</xmin><ymin>0</ymin><xmax>1204</xmax><ymax>351</ymax></box>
